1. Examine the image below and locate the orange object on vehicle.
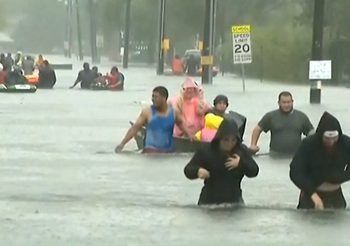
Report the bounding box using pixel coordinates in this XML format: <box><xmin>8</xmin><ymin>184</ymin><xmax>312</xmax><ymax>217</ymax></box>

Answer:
<box><xmin>26</xmin><ymin>74</ymin><xmax>39</xmax><ymax>84</ymax></box>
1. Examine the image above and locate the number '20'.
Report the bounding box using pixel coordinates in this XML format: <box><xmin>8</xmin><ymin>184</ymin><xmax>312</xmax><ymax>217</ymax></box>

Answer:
<box><xmin>234</xmin><ymin>44</ymin><xmax>250</xmax><ymax>53</ymax></box>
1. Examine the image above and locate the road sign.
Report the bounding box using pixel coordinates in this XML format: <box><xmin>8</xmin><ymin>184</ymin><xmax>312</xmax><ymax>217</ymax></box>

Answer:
<box><xmin>232</xmin><ymin>25</ymin><xmax>252</xmax><ymax>64</ymax></box>
<box><xmin>309</xmin><ymin>60</ymin><xmax>332</xmax><ymax>80</ymax></box>
<box><xmin>96</xmin><ymin>34</ymin><xmax>104</xmax><ymax>48</ymax></box>
<box><xmin>64</xmin><ymin>41</ymin><xmax>69</xmax><ymax>50</ymax></box>
<box><xmin>201</xmin><ymin>55</ymin><xmax>214</xmax><ymax>65</ymax></box>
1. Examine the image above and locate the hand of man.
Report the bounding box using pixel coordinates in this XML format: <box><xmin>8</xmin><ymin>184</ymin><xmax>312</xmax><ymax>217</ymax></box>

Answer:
<box><xmin>225</xmin><ymin>154</ymin><xmax>240</xmax><ymax>170</ymax></box>
<box><xmin>114</xmin><ymin>144</ymin><xmax>124</xmax><ymax>153</ymax></box>
<box><xmin>197</xmin><ymin>168</ymin><xmax>210</xmax><ymax>180</ymax></box>
<box><xmin>249</xmin><ymin>145</ymin><xmax>260</xmax><ymax>155</ymax></box>
<box><xmin>311</xmin><ymin>193</ymin><xmax>324</xmax><ymax>210</ymax></box>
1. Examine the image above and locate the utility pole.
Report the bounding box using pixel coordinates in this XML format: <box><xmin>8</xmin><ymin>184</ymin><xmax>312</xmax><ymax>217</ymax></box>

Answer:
<box><xmin>310</xmin><ymin>0</ymin><xmax>325</xmax><ymax>104</ymax></box>
<box><xmin>89</xmin><ymin>0</ymin><xmax>98</xmax><ymax>63</ymax></box>
<box><xmin>75</xmin><ymin>0</ymin><xmax>83</xmax><ymax>60</ymax></box>
<box><xmin>66</xmin><ymin>0</ymin><xmax>73</xmax><ymax>58</ymax></box>
<box><xmin>63</xmin><ymin>0</ymin><xmax>70</xmax><ymax>57</ymax></box>
<box><xmin>201</xmin><ymin>0</ymin><xmax>216</xmax><ymax>84</ymax></box>
<box><xmin>156</xmin><ymin>0</ymin><xmax>166</xmax><ymax>75</ymax></box>
<box><xmin>123</xmin><ymin>0</ymin><xmax>131</xmax><ymax>69</ymax></box>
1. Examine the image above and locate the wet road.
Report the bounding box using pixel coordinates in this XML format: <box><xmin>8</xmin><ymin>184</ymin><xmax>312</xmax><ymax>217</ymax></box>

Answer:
<box><xmin>1</xmin><ymin>58</ymin><xmax>350</xmax><ymax>245</ymax></box>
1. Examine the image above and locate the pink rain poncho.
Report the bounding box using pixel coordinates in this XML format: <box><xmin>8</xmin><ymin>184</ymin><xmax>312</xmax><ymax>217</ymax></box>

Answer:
<box><xmin>170</xmin><ymin>77</ymin><xmax>210</xmax><ymax>137</ymax></box>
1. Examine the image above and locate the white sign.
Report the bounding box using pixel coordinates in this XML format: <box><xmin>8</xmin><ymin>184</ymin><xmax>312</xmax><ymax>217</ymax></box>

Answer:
<box><xmin>309</xmin><ymin>60</ymin><xmax>332</xmax><ymax>80</ymax></box>
<box><xmin>64</xmin><ymin>41</ymin><xmax>69</xmax><ymax>50</ymax></box>
<box><xmin>232</xmin><ymin>25</ymin><xmax>252</xmax><ymax>64</ymax></box>
<box><xmin>96</xmin><ymin>35</ymin><xmax>104</xmax><ymax>48</ymax></box>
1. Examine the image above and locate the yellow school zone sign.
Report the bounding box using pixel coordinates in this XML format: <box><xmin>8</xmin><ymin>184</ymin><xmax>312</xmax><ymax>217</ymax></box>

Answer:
<box><xmin>201</xmin><ymin>55</ymin><xmax>214</xmax><ymax>65</ymax></box>
<box><xmin>232</xmin><ymin>25</ymin><xmax>251</xmax><ymax>34</ymax></box>
<box><xmin>232</xmin><ymin>24</ymin><xmax>252</xmax><ymax>64</ymax></box>
<box><xmin>163</xmin><ymin>38</ymin><xmax>170</xmax><ymax>51</ymax></box>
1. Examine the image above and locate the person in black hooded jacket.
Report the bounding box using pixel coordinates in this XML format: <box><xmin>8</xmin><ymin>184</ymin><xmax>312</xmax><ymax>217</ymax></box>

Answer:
<box><xmin>184</xmin><ymin>118</ymin><xmax>259</xmax><ymax>205</ymax></box>
<box><xmin>290</xmin><ymin>111</ymin><xmax>350</xmax><ymax>210</ymax></box>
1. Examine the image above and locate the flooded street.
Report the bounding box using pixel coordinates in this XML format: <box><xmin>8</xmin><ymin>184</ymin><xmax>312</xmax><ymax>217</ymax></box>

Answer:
<box><xmin>1</xmin><ymin>59</ymin><xmax>350</xmax><ymax>245</ymax></box>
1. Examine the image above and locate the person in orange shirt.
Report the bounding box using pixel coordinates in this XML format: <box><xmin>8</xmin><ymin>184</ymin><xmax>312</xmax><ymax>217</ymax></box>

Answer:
<box><xmin>172</xmin><ymin>55</ymin><xmax>184</xmax><ymax>75</ymax></box>
<box><xmin>107</xmin><ymin>66</ymin><xmax>124</xmax><ymax>90</ymax></box>
<box><xmin>36</xmin><ymin>54</ymin><xmax>45</xmax><ymax>69</ymax></box>
<box><xmin>0</xmin><ymin>63</ymin><xmax>7</xmax><ymax>84</ymax></box>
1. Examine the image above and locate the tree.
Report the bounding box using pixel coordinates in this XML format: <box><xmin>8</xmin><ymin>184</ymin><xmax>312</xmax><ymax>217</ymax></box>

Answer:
<box><xmin>10</xmin><ymin>0</ymin><xmax>66</xmax><ymax>53</ymax></box>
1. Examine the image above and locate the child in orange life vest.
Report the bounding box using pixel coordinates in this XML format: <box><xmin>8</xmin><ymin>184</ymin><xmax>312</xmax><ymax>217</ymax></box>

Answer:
<box><xmin>195</xmin><ymin>113</ymin><xmax>224</xmax><ymax>142</ymax></box>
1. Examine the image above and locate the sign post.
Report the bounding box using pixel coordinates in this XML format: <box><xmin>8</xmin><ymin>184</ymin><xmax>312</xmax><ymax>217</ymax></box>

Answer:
<box><xmin>232</xmin><ymin>25</ymin><xmax>252</xmax><ymax>92</ymax></box>
<box><xmin>241</xmin><ymin>63</ymin><xmax>246</xmax><ymax>92</ymax></box>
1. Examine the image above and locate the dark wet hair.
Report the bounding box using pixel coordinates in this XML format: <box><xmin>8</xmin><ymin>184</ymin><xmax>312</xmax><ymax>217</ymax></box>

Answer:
<box><xmin>43</xmin><ymin>60</ymin><xmax>49</xmax><ymax>66</ymax></box>
<box><xmin>92</xmin><ymin>66</ymin><xmax>98</xmax><ymax>71</ymax></box>
<box><xmin>153</xmin><ymin>86</ymin><xmax>169</xmax><ymax>99</ymax></box>
<box><xmin>278</xmin><ymin>91</ymin><xmax>293</xmax><ymax>101</ymax></box>
<box><xmin>111</xmin><ymin>66</ymin><xmax>119</xmax><ymax>73</ymax></box>
<box><xmin>83</xmin><ymin>62</ymin><xmax>90</xmax><ymax>70</ymax></box>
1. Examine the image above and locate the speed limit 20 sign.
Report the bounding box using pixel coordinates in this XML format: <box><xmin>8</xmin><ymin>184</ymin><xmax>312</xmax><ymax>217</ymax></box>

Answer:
<box><xmin>232</xmin><ymin>25</ymin><xmax>252</xmax><ymax>64</ymax></box>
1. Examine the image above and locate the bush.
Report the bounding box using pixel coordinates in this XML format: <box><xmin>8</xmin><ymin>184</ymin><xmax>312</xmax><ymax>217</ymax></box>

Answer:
<box><xmin>220</xmin><ymin>24</ymin><xmax>312</xmax><ymax>83</ymax></box>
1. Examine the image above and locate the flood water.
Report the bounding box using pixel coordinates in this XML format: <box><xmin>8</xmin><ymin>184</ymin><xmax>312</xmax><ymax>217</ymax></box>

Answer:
<box><xmin>1</xmin><ymin>58</ymin><xmax>350</xmax><ymax>245</ymax></box>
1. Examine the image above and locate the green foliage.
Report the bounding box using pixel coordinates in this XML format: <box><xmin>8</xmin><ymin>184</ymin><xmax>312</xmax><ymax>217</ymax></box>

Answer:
<box><xmin>4</xmin><ymin>0</ymin><xmax>350</xmax><ymax>82</ymax></box>
<box><xmin>250</xmin><ymin>24</ymin><xmax>312</xmax><ymax>82</ymax></box>
<box><xmin>10</xmin><ymin>0</ymin><xmax>66</xmax><ymax>52</ymax></box>
<box><xmin>218</xmin><ymin>1</ymin><xmax>313</xmax><ymax>82</ymax></box>
<box><xmin>0</xmin><ymin>0</ymin><xmax>6</xmax><ymax>29</ymax></box>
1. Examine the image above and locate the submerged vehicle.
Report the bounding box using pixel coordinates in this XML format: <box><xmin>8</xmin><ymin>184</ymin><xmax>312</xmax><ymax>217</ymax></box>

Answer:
<box><xmin>184</xmin><ymin>49</ymin><xmax>219</xmax><ymax>76</ymax></box>
<box><xmin>164</xmin><ymin>49</ymin><xmax>219</xmax><ymax>76</ymax></box>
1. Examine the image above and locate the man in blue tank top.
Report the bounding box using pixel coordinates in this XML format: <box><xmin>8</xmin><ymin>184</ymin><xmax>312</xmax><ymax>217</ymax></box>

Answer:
<box><xmin>115</xmin><ymin>86</ymin><xmax>193</xmax><ymax>153</ymax></box>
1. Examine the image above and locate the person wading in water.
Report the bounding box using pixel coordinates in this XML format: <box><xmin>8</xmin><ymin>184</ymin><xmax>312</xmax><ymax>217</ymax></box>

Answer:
<box><xmin>184</xmin><ymin>119</ymin><xmax>259</xmax><ymax>205</ymax></box>
<box><xmin>115</xmin><ymin>86</ymin><xmax>193</xmax><ymax>153</ymax></box>
<box><xmin>290</xmin><ymin>112</ymin><xmax>350</xmax><ymax>210</ymax></box>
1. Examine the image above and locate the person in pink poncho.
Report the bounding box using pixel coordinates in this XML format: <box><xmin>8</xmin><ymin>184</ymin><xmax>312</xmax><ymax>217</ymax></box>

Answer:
<box><xmin>171</xmin><ymin>78</ymin><xmax>211</xmax><ymax>137</ymax></box>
